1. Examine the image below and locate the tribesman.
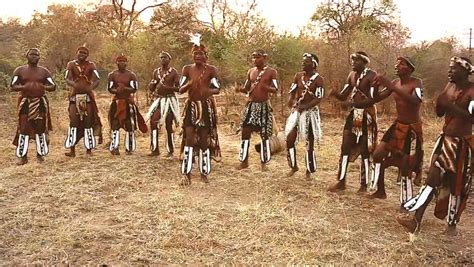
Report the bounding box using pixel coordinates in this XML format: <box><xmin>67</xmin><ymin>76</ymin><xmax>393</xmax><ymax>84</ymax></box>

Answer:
<box><xmin>178</xmin><ymin>34</ymin><xmax>221</xmax><ymax>185</ymax></box>
<box><xmin>235</xmin><ymin>49</ymin><xmax>279</xmax><ymax>171</ymax></box>
<box><xmin>285</xmin><ymin>53</ymin><xmax>324</xmax><ymax>179</ymax></box>
<box><xmin>398</xmin><ymin>56</ymin><xmax>474</xmax><ymax>235</ymax></box>
<box><xmin>145</xmin><ymin>51</ymin><xmax>180</xmax><ymax>157</ymax></box>
<box><xmin>328</xmin><ymin>51</ymin><xmax>380</xmax><ymax>192</ymax></box>
<box><xmin>10</xmin><ymin>48</ymin><xmax>56</xmax><ymax>165</ymax></box>
<box><xmin>64</xmin><ymin>45</ymin><xmax>103</xmax><ymax>157</ymax></box>
<box><xmin>368</xmin><ymin>56</ymin><xmax>424</xmax><ymax>210</ymax></box>
<box><xmin>107</xmin><ymin>54</ymin><xmax>147</xmax><ymax>155</ymax></box>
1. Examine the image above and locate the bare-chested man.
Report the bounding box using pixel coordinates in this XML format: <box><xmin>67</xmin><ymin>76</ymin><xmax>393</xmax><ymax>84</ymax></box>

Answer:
<box><xmin>10</xmin><ymin>48</ymin><xmax>56</xmax><ymax>165</ymax></box>
<box><xmin>146</xmin><ymin>51</ymin><xmax>180</xmax><ymax>157</ymax></box>
<box><xmin>64</xmin><ymin>45</ymin><xmax>102</xmax><ymax>157</ymax></box>
<box><xmin>328</xmin><ymin>51</ymin><xmax>379</xmax><ymax>192</ymax></box>
<box><xmin>398</xmin><ymin>56</ymin><xmax>474</xmax><ymax>235</ymax></box>
<box><xmin>236</xmin><ymin>49</ymin><xmax>279</xmax><ymax>171</ymax></box>
<box><xmin>179</xmin><ymin>36</ymin><xmax>221</xmax><ymax>185</ymax></box>
<box><xmin>368</xmin><ymin>57</ymin><xmax>424</xmax><ymax>209</ymax></box>
<box><xmin>285</xmin><ymin>53</ymin><xmax>324</xmax><ymax>179</ymax></box>
<box><xmin>107</xmin><ymin>54</ymin><xmax>147</xmax><ymax>155</ymax></box>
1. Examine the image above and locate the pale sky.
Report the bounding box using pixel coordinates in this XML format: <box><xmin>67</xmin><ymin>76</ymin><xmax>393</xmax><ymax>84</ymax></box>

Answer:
<box><xmin>1</xmin><ymin>0</ymin><xmax>473</xmax><ymax>46</ymax></box>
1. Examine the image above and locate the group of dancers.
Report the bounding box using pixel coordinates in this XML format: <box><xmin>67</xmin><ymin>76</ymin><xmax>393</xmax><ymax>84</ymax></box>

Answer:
<box><xmin>9</xmin><ymin>36</ymin><xmax>474</xmax><ymax>235</ymax></box>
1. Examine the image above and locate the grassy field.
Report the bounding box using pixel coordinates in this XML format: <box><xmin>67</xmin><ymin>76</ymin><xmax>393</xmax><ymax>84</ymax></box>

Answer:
<box><xmin>0</xmin><ymin>89</ymin><xmax>472</xmax><ymax>264</ymax></box>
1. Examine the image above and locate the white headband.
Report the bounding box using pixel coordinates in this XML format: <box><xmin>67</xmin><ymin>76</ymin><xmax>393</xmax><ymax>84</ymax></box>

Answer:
<box><xmin>303</xmin><ymin>53</ymin><xmax>319</xmax><ymax>68</ymax></box>
<box><xmin>451</xmin><ymin>56</ymin><xmax>474</xmax><ymax>74</ymax></box>
<box><xmin>350</xmin><ymin>53</ymin><xmax>370</xmax><ymax>64</ymax></box>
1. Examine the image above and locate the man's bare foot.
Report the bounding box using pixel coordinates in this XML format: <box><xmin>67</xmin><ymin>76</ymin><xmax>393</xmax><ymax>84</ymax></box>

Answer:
<box><xmin>16</xmin><ymin>156</ymin><xmax>28</xmax><ymax>165</ymax></box>
<box><xmin>328</xmin><ymin>181</ymin><xmax>346</xmax><ymax>192</ymax></box>
<box><xmin>287</xmin><ymin>167</ymin><xmax>299</xmax><ymax>177</ymax></box>
<box><xmin>86</xmin><ymin>149</ymin><xmax>92</xmax><ymax>156</ymax></box>
<box><xmin>200</xmin><ymin>174</ymin><xmax>209</xmax><ymax>183</ymax></box>
<box><xmin>125</xmin><ymin>151</ymin><xmax>133</xmax><ymax>155</ymax></box>
<box><xmin>444</xmin><ymin>225</ymin><xmax>458</xmax><ymax>236</ymax></box>
<box><xmin>396</xmin><ymin>216</ymin><xmax>419</xmax><ymax>233</ymax></box>
<box><xmin>305</xmin><ymin>171</ymin><xmax>313</xmax><ymax>181</ymax></box>
<box><xmin>357</xmin><ymin>184</ymin><xmax>368</xmax><ymax>193</ymax></box>
<box><xmin>36</xmin><ymin>154</ymin><xmax>44</xmax><ymax>163</ymax></box>
<box><xmin>236</xmin><ymin>161</ymin><xmax>249</xmax><ymax>170</ymax></box>
<box><xmin>111</xmin><ymin>149</ymin><xmax>120</xmax><ymax>155</ymax></box>
<box><xmin>367</xmin><ymin>190</ymin><xmax>387</xmax><ymax>199</ymax></box>
<box><xmin>65</xmin><ymin>150</ymin><xmax>76</xmax><ymax>157</ymax></box>
<box><xmin>148</xmin><ymin>150</ymin><xmax>160</xmax><ymax>156</ymax></box>
<box><xmin>179</xmin><ymin>174</ymin><xmax>191</xmax><ymax>186</ymax></box>
<box><xmin>261</xmin><ymin>163</ymin><xmax>269</xmax><ymax>171</ymax></box>
<box><xmin>399</xmin><ymin>205</ymin><xmax>409</xmax><ymax>213</ymax></box>
<box><xmin>166</xmin><ymin>152</ymin><xmax>173</xmax><ymax>158</ymax></box>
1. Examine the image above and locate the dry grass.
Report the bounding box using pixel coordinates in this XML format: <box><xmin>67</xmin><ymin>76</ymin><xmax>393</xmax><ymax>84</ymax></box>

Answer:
<box><xmin>0</xmin><ymin>89</ymin><xmax>472</xmax><ymax>265</ymax></box>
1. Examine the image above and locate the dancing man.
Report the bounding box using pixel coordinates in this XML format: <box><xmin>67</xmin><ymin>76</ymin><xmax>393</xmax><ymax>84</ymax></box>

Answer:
<box><xmin>146</xmin><ymin>51</ymin><xmax>180</xmax><ymax>157</ymax></box>
<box><xmin>285</xmin><ymin>53</ymin><xmax>324</xmax><ymax>179</ymax></box>
<box><xmin>368</xmin><ymin>56</ymin><xmax>424</xmax><ymax>210</ymax></box>
<box><xmin>11</xmin><ymin>48</ymin><xmax>56</xmax><ymax>165</ymax></box>
<box><xmin>236</xmin><ymin>49</ymin><xmax>279</xmax><ymax>171</ymax></box>
<box><xmin>398</xmin><ymin>56</ymin><xmax>474</xmax><ymax>235</ymax></box>
<box><xmin>328</xmin><ymin>51</ymin><xmax>379</xmax><ymax>192</ymax></box>
<box><xmin>64</xmin><ymin>45</ymin><xmax>102</xmax><ymax>157</ymax></box>
<box><xmin>179</xmin><ymin>35</ymin><xmax>221</xmax><ymax>185</ymax></box>
<box><xmin>107</xmin><ymin>54</ymin><xmax>147</xmax><ymax>155</ymax></box>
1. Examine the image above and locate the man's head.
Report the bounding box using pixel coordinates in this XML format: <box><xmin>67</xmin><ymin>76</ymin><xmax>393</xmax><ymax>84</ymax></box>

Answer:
<box><xmin>76</xmin><ymin>45</ymin><xmax>89</xmax><ymax>61</ymax></box>
<box><xmin>302</xmin><ymin>53</ymin><xmax>319</xmax><ymax>71</ymax></box>
<box><xmin>116</xmin><ymin>53</ymin><xmax>128</xmax><ymax>70</ymax></box>
<box><xmin>350</xmin><ymin>51</ymin><xmax>370</xmax><ymax>72</ymax></box>
<box><xmin>25</xmin><ymin>48</ymin><xmax>40</xmax><ymax>65</ymax></box>
<box><xmin>252</xmin><ymin>49</ymin><xmax>267</xmax><ymax>68</ymax></box>
<box><xmin>448</xmin><ymin>56</ymin><xmax>473</xmax><ymax>83</ymax></box>
<box><xmin>395</xmin><ymin>56</ymin><xmax>415</xmax><ymax>77</ymax></box>
<box><xmin>159</xmin><ymin>51</ymin><xmax>172</xmax><ymax>66</ymax></box>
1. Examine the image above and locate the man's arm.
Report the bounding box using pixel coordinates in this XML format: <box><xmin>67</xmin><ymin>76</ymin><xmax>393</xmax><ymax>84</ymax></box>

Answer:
<box><xmin>178</xmin><ymin>66</ymin><xmax>191</xmax><ymax>94</ymax></box>
<box><xmin>376</xmin><ymin>75</ymin><xmax>421</xmax><ymax>105</ymax></box>
<box><xmin>89</xmin><ymin>62</ymin><xmax>100</xmax><ymax>91</ymax></box>
<box><xmin>43</xmin><ymin>68</ymin><xmax>56</xmax><ymax>92</ymax></box>
<box><xmin>264</xmin><ymin>69</ymin><xmax>279</xmax><ymax>94</ymax></box>
<box><xmin>288</xmin><ymin>73</ymin><xmax>299</xmax><ymax>108</ymax></box>
<box><xmin>330</xmin><ymin>73</ymin><xmax>353</xmax><ymax>101</ymax></box>
<box><xmin>207</xmin><ymin>66</ymin><xmax>220</xmax><ymax>96</ymax></box>
<box><xmin>10</xmin><ymin>67</ymin><xmax>25</xmax><ymax>92</ymax></box>
<box><xmin>64</xmin><ymin>62</ymin><xmax>76</xmax><ymax>88</ymax></box>
<box><xmin>148</xmin><ymin>69</ymin><xmax>158</xmax><ymax>92</ymax></box>
<box><xmin>238</xmin><ymin>69</ymin><xmax>252</xmax><ymax>94</ymax></box>
<box><xmin>158</xmin><ymin>69</ymin><xmax>179</xmax><ymax>92</ymax></box>
<box><xmin>299</xmin><ymin>75</ymin><xmax>325</xmax><ymax>111</ymax></box>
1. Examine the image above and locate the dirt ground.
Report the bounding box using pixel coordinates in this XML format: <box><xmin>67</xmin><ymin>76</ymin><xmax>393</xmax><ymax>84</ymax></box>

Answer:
<box><xmin>0</xmin><ymin>90</ymin><xmax>472</xmax><ymax>264</ymax></box>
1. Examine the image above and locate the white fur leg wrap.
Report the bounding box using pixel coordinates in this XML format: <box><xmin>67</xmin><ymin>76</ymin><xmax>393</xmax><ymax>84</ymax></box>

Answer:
<box><xmin>404</xmin><ymin>185</ymin><xmax>434</xmax><ymax>212</ymax></box>
<box><xmin>16</xmin><ymin>134</ymin><xmax>29</xmax><ymax>158</ymax></box>
<box><xmin>239</xmin><ymin>139</ymin><xmax>250</xmax><ymax>162</ymax></box>
<box><xmin>64</xmin><ymin>127</ymin><xmax>77</xmax><ymax>148</ymax></box>
<box><xmin>287</xmin><ymin>147</ymin><xmax>296</xmax><ymax>169</ymax></box>
<box><xmin>360</xmin><ymin>157</ymin><xmax>369</xmax><ymax>185</ymax></box>
<box><xmin>338</xmin><ymin>155</ymin><xmax>349</xmax><ymax>181</ymax></box>
<box><xmin>199</xmin><ymin>148</ymin><xmax>211</xmax><ymax>175</ymax></box>
<box><xmin>110</xmin><ymin>130</ymin><xmax>120</xmax><ymax>151</ymax></box>
<box><xmin>167</xmin><ymin>133</ymin><xmax>174</xmax><ymax>153</ymax></box>
<box><xmin>400</xmin><ymin>176</ymin><xmax>413</xmax><ymax>204</ymax></box>
<box><xmin>447</xmin><ymin>194</ymin><xmax>461</xmax><ymax>225</ymax></box>
<box><xmin>260</xmin><ymin>139</ymin><xmax>271</xmax><ymax>164</ymax></box>
<box><xmin>305</xmin><ymin>149</ymin><xmax>317</xmax><ymax>173</ymax></box>
<box><xmin>35</xmin><ymin>133</ymin><xmax>48</xmax><ymax>156</ymax></box>
<box><xmin>181</xmin><ymin>146</ymin><xmax>193</xmax><ymax>175</ymax></box>
<box><xmin>371</xmin><ymin>163</ymin><xmax>382</xmax><ymax>190</ymax></box>
<box><xmin>125</xmin><ymin>131</ymin><xmax>136</xmax><ymax>152</ymax></box>
<box><xmin>84</xmin><ymin>128</ymin><xmax>96</xmax><ymax>150</ymax></box>
<box><xmin>150</xmin><ymin>129</ymin><xmax>158</xmax><ymax>152</ymax></box>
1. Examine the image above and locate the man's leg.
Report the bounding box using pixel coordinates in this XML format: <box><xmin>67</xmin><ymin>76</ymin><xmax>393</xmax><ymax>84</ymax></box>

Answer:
<box><xmin>65</xmin><ymin>103</ymin><xmax>78</xmax><ymax>157</ymax></box>
<box><xmin>180</xmin><ymin>126</ymin><xmax>195</xmax><ymax>185</ymax></box>
<box><xmin>148</xmin><ymin>110</ymin><xmax>160</xmax><ymax>156</ymax></box>
<box><xmin>397</xmin><ymin>164</ymin><xmax>441</xmax><ymax>233</ymax></box>
<box><xmin>328</xmin><ymin>130</ymin><xmax>354</xmax><ymax>192</ymax></box>
<box><xmin>237</xmin><ymin>127</ymin><xmax>252</xmax><ymax>170</ymax></box>
<box><xmin>34</xmin><ymin>118</ymin><xmax>48</xmax><ymax>162</ymax></box>
<box><xmin>198</xmin><ymin>127</ymin><xmax>211</xmax><ymax>183</ymax></box>
<box><xmin>165</xmin><ymin>112</ymin><xmax>175</xmax><ymax>157</ymax></box>
<box><xmin>16</xmin><ymin>114</ymin><xmax>30</xmax><ymax>165</ymax></box>
<box><xmin>83</xmin><ymin>103</ymin><xmax>96</xmax><ymax>155</ymax></box>
<box><xmin>368</xmin><ymin>142</ymin><xmax>389</xmax><ymax>198</ymax></box>
<box><xmin>286</xmin><ymin>127</ymin><xmax>298</xmax><ymax>177</ymax></box>
<box><xmin>304</xmin><ymin>123</ymin><xmax>317</xmax><ymax>180</ymax></box>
